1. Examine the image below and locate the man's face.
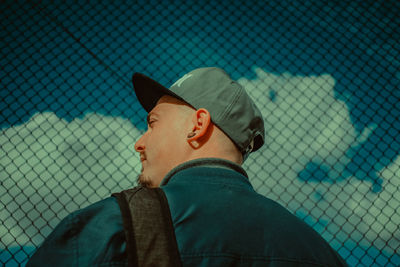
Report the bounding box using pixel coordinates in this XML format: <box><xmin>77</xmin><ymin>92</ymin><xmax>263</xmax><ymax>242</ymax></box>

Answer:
<box><xmin>134</xmin><ymin>95</ymin><xmax>193</xmax><ymax>187</ymax></box>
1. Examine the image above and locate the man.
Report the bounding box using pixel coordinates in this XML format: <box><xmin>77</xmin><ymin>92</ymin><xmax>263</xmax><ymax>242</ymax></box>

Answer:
<box><xmin>28</xmin><ymin>67</ymin><xmax>347</xmax><ymax>266</ymax></box>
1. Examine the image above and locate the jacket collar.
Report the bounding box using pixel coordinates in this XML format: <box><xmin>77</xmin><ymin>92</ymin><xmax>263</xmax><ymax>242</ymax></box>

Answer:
<box><xmin>160</xmin><ymin>158</ymin><xmax>248</xmax><ymax>186</ymax></box>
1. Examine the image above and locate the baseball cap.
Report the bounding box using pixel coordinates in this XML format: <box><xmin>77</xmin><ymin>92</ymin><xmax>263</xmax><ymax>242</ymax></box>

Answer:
<box><xmin>132</xmin><ymin>67</ymin><xmax>265</xmax><ymax>161</ymax></box>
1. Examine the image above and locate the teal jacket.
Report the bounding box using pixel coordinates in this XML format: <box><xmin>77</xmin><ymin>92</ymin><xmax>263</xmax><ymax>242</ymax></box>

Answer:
<box><xmin>27</xmin><ymin>158</ymin><xmax>347</xmax><ymax>266</ymax></box>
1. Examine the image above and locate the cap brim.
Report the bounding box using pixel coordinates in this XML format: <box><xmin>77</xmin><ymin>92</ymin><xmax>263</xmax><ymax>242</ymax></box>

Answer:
<box><xmin>132</xmin><ymin>73</ymin><xmax>184</xmax><ymax>112</ymax></box>
<box><xmin>252</xmin><ymin>133</ymin><xmax>264</xmax><ymax>152</ymax></box>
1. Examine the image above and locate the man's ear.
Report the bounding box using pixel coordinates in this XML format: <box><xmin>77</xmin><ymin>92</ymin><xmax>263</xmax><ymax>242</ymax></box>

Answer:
<box><xmin>187</xmin><ymin>108</ymin><xmax>211</xmax><ymax>144</ymax></box>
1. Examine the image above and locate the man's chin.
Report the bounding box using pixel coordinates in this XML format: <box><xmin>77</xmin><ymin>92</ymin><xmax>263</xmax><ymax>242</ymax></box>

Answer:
<box><xmin>137</xmin><ymin>173</ymin><xmax>154</xmax><ymax>188</ymax></box>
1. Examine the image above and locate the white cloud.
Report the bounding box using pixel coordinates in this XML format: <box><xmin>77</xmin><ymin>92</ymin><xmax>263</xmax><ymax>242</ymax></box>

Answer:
<box><xmin>239</xmin><ymin>68</ymin><xmax>399</xmax><ymax>255</ymax></box>
<box><xmin>0</xmin><ymin>112</ymin><xmax>142</xmax><ymax>248</ymax></box>
<box><xmin>240</xmin><ymin>68</ymin><xmax>357</xmax><ymax>181</ymax></box>
<box><xmin>306</xmin><ymin>161</ymin><xmax>400</xmax><ymax>255</ymax></box>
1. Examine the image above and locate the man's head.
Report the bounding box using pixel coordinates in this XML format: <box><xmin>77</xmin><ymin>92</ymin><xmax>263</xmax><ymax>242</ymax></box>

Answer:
<box><xmin>134</xmin><ymin>95</ymin><xmax>244</xmax><ymax>187</ymax></box>
<box><xmin>132</xmin><ymin>67</ymin><xmax>265</xmax><ymax>187</ymax></box>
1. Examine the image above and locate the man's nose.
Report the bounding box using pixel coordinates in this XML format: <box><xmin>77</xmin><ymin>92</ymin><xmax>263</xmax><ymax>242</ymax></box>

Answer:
<box><xmin>134</xmin><ymin>135</ymin><xmax>146</xmax><ymax>152</ymax></box>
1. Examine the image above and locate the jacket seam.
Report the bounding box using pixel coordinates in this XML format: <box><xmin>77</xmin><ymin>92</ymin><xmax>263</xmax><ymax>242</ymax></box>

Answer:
<box><xmin>172</xmin><ymin>179</ymin><xmax>254</xmax><ymax>191</ymax></box>
<box><xmin>161</xmin><ymin>158</ymin><xmax>248</xmax><ymax>185</ymax></box>
<box><xmin>70</xmin><ymin>214</ymin><xmax>79</xmax><ymax>266</ymax></box>
<box><xmin>180</xmin><ymin>253</ymin><xmax>328</xmax><ymax>266</ymax></box>
<box><xmin>217</xmin><ymin>83</ymin><xmax>243</xmax><ymax>122</ymax></box>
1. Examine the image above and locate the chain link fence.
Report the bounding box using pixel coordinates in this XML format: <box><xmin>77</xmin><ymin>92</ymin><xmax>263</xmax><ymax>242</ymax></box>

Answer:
<box><xmin>1</xmin><ymin>1</ymin><xmax>399</xmax><ymax>266</ymax></box>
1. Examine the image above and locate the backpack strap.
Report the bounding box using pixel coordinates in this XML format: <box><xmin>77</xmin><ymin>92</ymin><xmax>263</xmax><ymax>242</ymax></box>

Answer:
<box><xmin>112</xmin><ymin>186</ymin><xmax>182</xmax><ymax>267</ymax></box>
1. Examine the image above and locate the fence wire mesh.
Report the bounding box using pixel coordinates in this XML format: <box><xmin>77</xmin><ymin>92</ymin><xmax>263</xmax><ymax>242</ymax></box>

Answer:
<box><xmin>1</xmin><ymin>1</ymin><xmax>400</xmax><ymax>266</ymax></box>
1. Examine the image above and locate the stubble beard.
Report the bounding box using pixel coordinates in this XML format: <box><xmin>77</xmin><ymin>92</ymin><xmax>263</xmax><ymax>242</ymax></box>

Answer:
<box><xmin>137</xmin><ymin>172</ymin><xmax>153</xmax><ymax>188</ymax></box>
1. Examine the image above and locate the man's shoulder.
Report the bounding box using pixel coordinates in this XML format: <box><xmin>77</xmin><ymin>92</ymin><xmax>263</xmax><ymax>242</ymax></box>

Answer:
<box><xmin>71</xmin><ymin>196</ymin><xmax>120</xmax><ymax>217</ymax></box>
<box><xmin>47</xmin><ymin>196</ymin><xmax>122</xmax><ymax>243</ymax></box>
<box><xmin>27</xmin><ymin>196</ymin><xmax>125</xmax><ymax>266</ymax></box>
<box><xmin>247</xmin><ymin>192</ymin><xmax>324</xmax><ymax>239</ymax></box>
<box><xmin>164</xmin><ymin>181</ymin><xmax>347</xmax><ymax>266</ymax></box>
<box><xmin>244</xmin><ymin>192</ymin><xmax>348</xmax><ymax>265</ymax></box>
